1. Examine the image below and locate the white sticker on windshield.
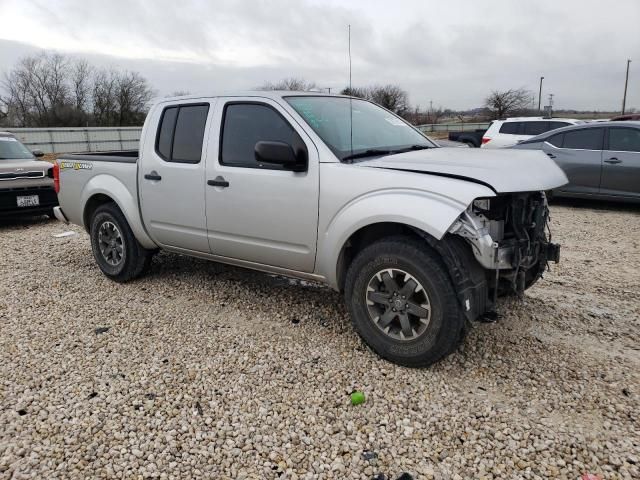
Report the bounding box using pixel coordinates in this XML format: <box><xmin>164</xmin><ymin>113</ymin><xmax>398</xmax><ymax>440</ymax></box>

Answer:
<box><xmin>0</xmin><ymin>137</ymin><xmax>18</xmax><ymax>142</ymax></box>
<box><xmin>384</xmin><ymin>117</ymin><xmax>406</xmax><ymax>126</ymax></box>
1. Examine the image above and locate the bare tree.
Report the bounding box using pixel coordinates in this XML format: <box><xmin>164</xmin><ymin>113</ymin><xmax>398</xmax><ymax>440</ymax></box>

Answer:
<box><xmin>257</xmin><ymin>78</ymin><xmax>318</xmax><ymax>91</ymax></box>
<box><xmin>1</xmin><ymin>53</ymin><xmax>71</xmax><ymax>126</ymax></box>
<box><xmin>115</xmin><ymin>71</ymin><xmax>154</xmax><ymax>125</ymax></box>
<box><xmin>484</xmin><ymin>88</ymin><xmax>533</xmax><ymax>119</ymax></box>
<box><xmin>92</xmin><ymin>69</ymin><xmax>119</xmax><ymax>126</ymax></box>
<box><xmin>0</xmin><ymin>51</ymin><xmax>155</xmax><ymax>127</ymax></box>
<box><xmin>369</xmin><ymin>85</ymin><xmax>409</xmax><ymax>116</ymax></box>
<box><xmin>340</xmin><ymin>86</ymin><xmax>368</xmax><ymax>98</ymax></box>
<box><xmin>340</xmin><ymin>84</ymin><xmax>409</xmax><ymax>116</ymax></box>
<box><xmin>71</xmin><ymin>60</ymin><xmax>92</xmax><ymax>112</ymax></box>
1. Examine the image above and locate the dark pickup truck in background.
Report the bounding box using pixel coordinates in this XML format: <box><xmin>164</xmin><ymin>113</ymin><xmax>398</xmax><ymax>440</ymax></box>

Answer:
<box><xmin>448</xmin><ymin>128</ymin><xmax>488</xmax><ymax>148</ymax></box>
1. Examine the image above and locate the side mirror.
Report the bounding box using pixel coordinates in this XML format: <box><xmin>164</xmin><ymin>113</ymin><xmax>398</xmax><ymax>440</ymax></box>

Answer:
<box><xmin>255</xmin><ymin>141</ymin><xmax>306</xmax><ymax>172</ymax></box>
<box><xmin>32</xmin><ymin>149</ymin><xmax>44</xmax><ymax>157</ymax></box>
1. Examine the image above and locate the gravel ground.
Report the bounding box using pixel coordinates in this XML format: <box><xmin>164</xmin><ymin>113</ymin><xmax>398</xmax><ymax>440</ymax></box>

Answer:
<box><xmin>1</xmin><ymin>201</ymin><xmax>638</xmax><ymax>479</ymax></box>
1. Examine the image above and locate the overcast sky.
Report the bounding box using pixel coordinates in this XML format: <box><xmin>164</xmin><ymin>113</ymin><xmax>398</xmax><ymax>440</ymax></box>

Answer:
<box><xmin>0</xmin><ymin>0</ymin><xmax>638</xmax><ymax>111</ymax></box>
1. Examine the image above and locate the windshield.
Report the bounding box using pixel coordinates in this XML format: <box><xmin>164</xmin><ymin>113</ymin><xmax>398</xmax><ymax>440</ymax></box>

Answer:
<box><xmin>285</xmin><ymin>96</ymin><xmax>435</xmax><ymax>161</ymax></box>
<box><xmin>0</xmin><ymin>136</ymin><xmax>34</xmax><ymax>160</ymax></box>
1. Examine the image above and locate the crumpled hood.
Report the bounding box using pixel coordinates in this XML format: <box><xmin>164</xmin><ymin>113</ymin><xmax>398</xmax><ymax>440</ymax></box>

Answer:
<box><xmin>356</xmin><ymin>147</ymin><xmax>568</xmax><ymax>193</ymax></box>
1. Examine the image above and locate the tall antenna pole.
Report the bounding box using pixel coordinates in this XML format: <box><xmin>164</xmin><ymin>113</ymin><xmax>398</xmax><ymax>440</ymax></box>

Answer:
<box><xmin>622</xmin><ymin>59</ymin><xmax>631</xmax><ymax>114</ymax></box>
<box><xmin>538</xmin><ymin>76</ymin><xmax>544</xmax><ymax>113</ymax></box>
<box><xmin>348</xmin><ymin>25</ymin><xmax>352</xmax><ymax>93</ymax></box>
<box><xmin>348</xmin><ymin>24</ymin><xmax>353</xmax><ymax>159</ymax></box>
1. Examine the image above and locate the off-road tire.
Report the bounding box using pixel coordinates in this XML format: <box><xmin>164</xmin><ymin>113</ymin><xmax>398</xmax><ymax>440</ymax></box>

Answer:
<box><xmin>90</xmin><ymin>203</ymin><xmax>152</xmax><ymax>283</ymax></box>
<box><xmin>344</xmin><ymin>236</ymin><xmax>464</xmax><ymax>367</ymax></box>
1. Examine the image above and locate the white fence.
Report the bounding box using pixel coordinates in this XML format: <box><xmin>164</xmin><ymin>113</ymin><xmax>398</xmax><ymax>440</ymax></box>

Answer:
<box><xmin>6</xmin><ymin>127</ymin><xmax>142</xmax><ymax>154</ymax></box>
<box><xmin>5</xmin><ymin>123</ymin><xmax>490</xmax><ymax>154</ymax></box>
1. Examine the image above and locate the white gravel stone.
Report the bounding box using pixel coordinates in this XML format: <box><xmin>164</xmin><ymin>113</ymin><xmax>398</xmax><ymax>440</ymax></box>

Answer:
<box><xmin>0</xmin><ymin>203</ymin><xmax>639</xmax><ymax>479</ymax></box>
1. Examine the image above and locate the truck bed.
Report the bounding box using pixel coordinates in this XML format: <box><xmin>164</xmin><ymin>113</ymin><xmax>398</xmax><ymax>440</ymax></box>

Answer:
<box><xmin>56</xmin><ymin>150</ymin><xmax>141</xmax><ymax>232</ymax></box>
<box><xmin>60</xmin><ymin>150</ymin><xmax>139</xmax><ymax>163</ymax></box>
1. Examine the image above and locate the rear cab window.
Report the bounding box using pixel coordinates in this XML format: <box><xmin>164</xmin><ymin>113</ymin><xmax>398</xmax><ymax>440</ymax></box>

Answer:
<box><xmin>155</xmin><ymin>103</ymin><xmax>210</xmax><ymax>163</ymax></box>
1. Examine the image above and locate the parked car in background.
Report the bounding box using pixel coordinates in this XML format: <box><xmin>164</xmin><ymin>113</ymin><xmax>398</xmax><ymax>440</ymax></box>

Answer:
<box><xmin>610</xmin><ymin>113</ymin><xmax>640</xmax><ymax>121</ymax></box>
<box><xmin>512</xmin><ymin>121</ymin><xmax>640</xmax><ymax>202</ymax></box>
<box><xmin>448</xmin><ymin>128</ymin><xmax>487</xmax><ymax>148</ymax></box>
<box><xmin>481</xmin><ymin>117</ymin><xmax>583</xmax><ymax>148</ymax></box>
<box><xmin>433</xmin><ymin>138</ymin><xmax>472</xmax><ymax>148</ymax></box>
<box><xmin>0</xmin><ymin>132</ymin><xmax>57</xmax><ymax>217</ymax></box>
<box><xmin>52</xmin><ymin>92</ymin><xmax>565</xmax><ymax>367</ymax></box>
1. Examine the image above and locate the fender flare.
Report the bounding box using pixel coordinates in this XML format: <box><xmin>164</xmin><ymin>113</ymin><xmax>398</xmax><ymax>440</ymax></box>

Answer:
<box><xmin>80</xmin><ymin>174</ymin><xmax>157</xmax><ymax>249</ymax></box>
<box><xmin>316</xmin><ymin>187</ymin><xmax>494</xmax><ymax>288</ymax></box>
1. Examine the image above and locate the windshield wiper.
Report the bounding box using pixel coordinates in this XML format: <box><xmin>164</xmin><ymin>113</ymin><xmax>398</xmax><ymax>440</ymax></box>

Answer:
<box><xmin>342</xmin><ymin>149</ymin><xmax>393</xmax><ymax>161</ymax></box>
<box><xmin>393</xmin><ymin>144</ymin><xmax>433</xmax><ymax>153</ymax></box>
<box><xmin>342</xmin><ymin>145</ymin><xmax>433</xmax><ymax>162</ymax></box>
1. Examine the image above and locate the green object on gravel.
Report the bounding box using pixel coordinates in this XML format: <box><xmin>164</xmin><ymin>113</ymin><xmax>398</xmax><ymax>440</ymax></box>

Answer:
<box><xmin>350</xmin><ymin>391</ymin><xmax>365</xmax><ymax>405</ymax></box>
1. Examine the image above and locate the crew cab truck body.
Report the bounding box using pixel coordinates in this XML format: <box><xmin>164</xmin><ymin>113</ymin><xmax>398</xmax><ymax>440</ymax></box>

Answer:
<box><xmin>54</xmin><ymin>92</ymin><xmax>566</xmax><ymax>367</ymax></box>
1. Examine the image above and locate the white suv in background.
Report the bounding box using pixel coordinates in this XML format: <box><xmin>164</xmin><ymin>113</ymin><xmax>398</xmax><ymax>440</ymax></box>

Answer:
<box><xmin>481</xmin><ymin>117</ymin><xmax>583</xmax><ymax>148</ymax></box>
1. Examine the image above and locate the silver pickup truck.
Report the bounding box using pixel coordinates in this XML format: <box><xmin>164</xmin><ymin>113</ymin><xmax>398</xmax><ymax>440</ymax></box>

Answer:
<box><xmin>54</xmin><ymin>92</ymin><xmax>566</xmax><ymax>367</ymax></box>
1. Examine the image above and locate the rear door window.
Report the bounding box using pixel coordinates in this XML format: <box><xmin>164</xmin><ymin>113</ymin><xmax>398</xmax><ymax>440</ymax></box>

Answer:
<box><xmin>155</xmin><ymin>103</ymin><xmax>210</xmax><ymax>163</ymax></box>
<box><xmin>608</xmin><ymin>128</ymin><xmax>640</xmax><ymax>152</ymax></box>
<box><xmin>562</xmin><ymin>128</ymin><xmax>604</xmax><ymax>150</ymax></box>
<box><xmin>499</xmin><ymin>122</ymin><xmax>521</xmax><ymax>134</ymax></box>
<box><xmin>171</xmin><ymin>105</ymin><xmax>210</xmax><ymax>163</ymax></box>
<box><xmin>156</xmin><ymin>107</ymin><xmax>178</xmax><ymax>160</ymax></box>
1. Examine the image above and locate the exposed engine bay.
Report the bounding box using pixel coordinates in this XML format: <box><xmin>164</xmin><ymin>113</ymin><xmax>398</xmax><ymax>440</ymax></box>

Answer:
<box><xmin>445</xmin><ymin>191</ymin><xmax>561</xmax><ymax>319</ymax></box>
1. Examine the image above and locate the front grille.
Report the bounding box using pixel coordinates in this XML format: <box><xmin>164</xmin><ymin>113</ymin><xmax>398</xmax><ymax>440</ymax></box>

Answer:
<box><xmin>0</xmin><ymin>171</ymin><xmax>45</xmax><ymax>181</ymax></box>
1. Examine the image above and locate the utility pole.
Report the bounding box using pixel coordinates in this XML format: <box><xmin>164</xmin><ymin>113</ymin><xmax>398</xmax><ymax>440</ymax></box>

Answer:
<box><xmin>538</xmin><ymin>76</ymin><xmax>544</xmax><ymax>113</ymax></box>
<box><xmin>545</xmin><ymin>93</ymin><xmax>554</xmax><ymax>119</ymax></box>
<box><xmin>622</xmin><ymin>59</ymin><xmax>631</xmax><ymax>114</ymax></box>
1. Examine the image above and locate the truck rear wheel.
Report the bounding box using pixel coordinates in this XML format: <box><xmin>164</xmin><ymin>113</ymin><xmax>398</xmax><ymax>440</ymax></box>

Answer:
<box><xmin>344</xmin><ymin>236</ymin><xmax>464</xmax><ymax>367</ymax></box>
<box><xmin>89</xmin><ymin>203</ymin><xmax>152</xmax><ymax>283</ymax></box>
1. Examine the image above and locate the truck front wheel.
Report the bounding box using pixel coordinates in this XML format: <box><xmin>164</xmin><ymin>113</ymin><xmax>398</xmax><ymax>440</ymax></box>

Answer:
<box><xmin>344</xmin><ymin>236</ymin><xmax>464</xmax><ymax>367</ymax></box>
<box><xmin>89</xmin><ymin>203</ymin><xmax>152</xmax><ymax>283</ymax></box>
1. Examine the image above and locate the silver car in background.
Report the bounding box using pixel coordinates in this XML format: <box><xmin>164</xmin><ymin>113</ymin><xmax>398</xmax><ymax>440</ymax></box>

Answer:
<box><xmin>512</xmin><ymin>121</ymin><xmax>640</xmax><ymax>202</ymax></box>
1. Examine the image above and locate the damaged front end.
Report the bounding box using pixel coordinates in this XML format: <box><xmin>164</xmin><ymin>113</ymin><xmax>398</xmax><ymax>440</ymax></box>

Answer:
<box><xmin>444</xmin><ymin>191</ymin><xmax>560</xmax><ymax>319</ymax></box>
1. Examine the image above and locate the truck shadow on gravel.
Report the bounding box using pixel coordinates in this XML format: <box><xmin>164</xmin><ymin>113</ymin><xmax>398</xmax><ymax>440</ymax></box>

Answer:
<box><xmin>142</xmin><ymin>251</ymin><xmax>581</xmax><ymax>365</ymax></box>
<box><xmin>145</xmin><ymin>251</ymin><xmax>352</xmax><ymax>331</ymax></box>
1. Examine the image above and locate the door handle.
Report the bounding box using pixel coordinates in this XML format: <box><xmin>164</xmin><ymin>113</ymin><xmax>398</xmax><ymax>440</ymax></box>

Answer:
<box><xmin>546</xmin><ymin>153</ymin><xmax>556</xmax><ymax>159</ymax></box>
<box><xmin>144</xmin><ymin>172</ymin><xmax>162</xmax><ymax>181</ymax></box>
<box><xmin>604</xmin><ymin>157</ymin><xmax>622</xmax><ymax>164</ymax></box>
<box><xmin>207</xmin><ymin>176</ymin><xmax>229</xmax><ymax>188</ymax></box>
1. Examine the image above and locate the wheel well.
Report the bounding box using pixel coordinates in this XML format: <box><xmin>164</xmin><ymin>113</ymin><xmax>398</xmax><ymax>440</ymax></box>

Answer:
<box><xmin>336</xmin><ymin>222</ymin><xmax>434</xmax><ymax>292</ymax></box>
<box><xmin>83</xmin><ymin>194</ymin><xmax>116</xmax><ymax>231</ymax></box>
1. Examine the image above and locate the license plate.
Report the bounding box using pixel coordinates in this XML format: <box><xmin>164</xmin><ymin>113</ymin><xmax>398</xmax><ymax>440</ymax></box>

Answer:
<box><xmin>17</xmin><ymin>195</ymin><xmax>40</xmax><ymax>207</ymax></box>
